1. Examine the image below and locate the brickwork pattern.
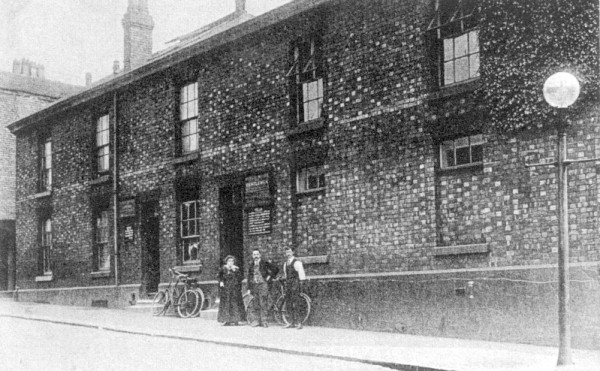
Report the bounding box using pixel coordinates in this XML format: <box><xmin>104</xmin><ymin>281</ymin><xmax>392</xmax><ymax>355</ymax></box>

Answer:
<box><xmin>10</xmin><ymin>0</ymin><xmax>600</xmax><ymax>347</ymax></box>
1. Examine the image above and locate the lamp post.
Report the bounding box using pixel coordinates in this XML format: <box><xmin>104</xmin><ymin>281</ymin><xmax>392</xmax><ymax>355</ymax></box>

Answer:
<box><xmin>542</xmin><ymin>71</ymin><xmax>580</xmax><ymax>366</ymax></box>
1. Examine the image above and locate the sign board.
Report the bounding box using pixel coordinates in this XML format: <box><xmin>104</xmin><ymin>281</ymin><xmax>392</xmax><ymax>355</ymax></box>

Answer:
<box><xmin>124</xmin><ymin>225</ymin><xmax>134</xmax><ymax>242</ymax></box>
<box><xmin>119</xmin><ymin>199</ymin><xmax>136</xmax><ymax>218</ymax></box>
<box><xmin>245</xmin><ymin>173</ymin><xmax>272</xmax><ymax>207</ymax></box>
<box><xmin>247</xmin><ymin>207</ymin><xmax>272</xmax><ymax>235</ymax></box>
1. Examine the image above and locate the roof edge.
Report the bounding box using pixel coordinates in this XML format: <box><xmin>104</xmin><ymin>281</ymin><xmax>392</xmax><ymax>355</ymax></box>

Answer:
<box><xmin>8</xmin><ymin>0</ymin><xmax>334</xmax><ymax>134</ymax></box>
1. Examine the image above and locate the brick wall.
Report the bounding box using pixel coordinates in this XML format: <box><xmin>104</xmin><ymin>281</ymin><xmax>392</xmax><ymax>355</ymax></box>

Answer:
<box><xmin>11</xmin><ymin>0</ymin><xmax>600</xmax><ymax>347</ymax></box>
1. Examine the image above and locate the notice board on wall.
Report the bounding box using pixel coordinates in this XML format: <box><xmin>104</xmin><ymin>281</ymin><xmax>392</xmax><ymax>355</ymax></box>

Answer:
<box><xmin>245</xmin><ymin>172</ymin><xmax>273</xmax><ymax>235</ymax></box>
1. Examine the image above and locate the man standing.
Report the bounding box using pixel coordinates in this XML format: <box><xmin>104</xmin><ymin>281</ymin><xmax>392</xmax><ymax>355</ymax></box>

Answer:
<box><xmin>282</xmin><ymin>247</ymin><xmax>306</xmax><ymax>329</ymax></box>
<box><xmin>247</xmin><ymin>249</ymin><xmax>279</xmax><ymax>327</ymax></box>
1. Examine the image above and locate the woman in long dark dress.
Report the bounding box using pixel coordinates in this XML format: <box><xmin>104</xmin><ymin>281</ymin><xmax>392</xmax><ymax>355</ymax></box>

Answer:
<box><xmin>217</xmin><ymin>255</ymin><xmax>246</xmax><ymax>325</ymax></box>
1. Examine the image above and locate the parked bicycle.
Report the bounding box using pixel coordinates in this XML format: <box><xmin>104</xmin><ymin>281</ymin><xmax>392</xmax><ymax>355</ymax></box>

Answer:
<box><xmin>152</xmin><ymin>268</ymin><xmax>205</xmax><ymax>318</ymax></box>
<box><xmin>243</xmin><ymin>278</ymin><xmax>311</xmax><ymax>325</ymax></box>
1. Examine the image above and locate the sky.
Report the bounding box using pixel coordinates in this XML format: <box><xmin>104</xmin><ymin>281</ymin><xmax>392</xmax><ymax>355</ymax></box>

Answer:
<box><xmin>0</xmin><ymin>0</ymin><xmax>292</xmax><ymax>86</ymax></box>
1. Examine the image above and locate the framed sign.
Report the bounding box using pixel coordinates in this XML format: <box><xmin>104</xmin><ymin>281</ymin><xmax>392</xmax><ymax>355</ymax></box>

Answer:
<box><xmin>245</xmin><ymin>173</ymin><xmax>272</xmax><ymax>208</ymax></box>
<box><xmin>247</xmin><ymin>207</ymin><xmax>272</xmax><ymax>235</ymax></box>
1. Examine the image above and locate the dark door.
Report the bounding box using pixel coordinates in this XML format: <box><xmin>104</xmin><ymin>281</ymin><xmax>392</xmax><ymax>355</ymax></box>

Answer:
<box><xmin>219</xmin><ymin>184</ymin><xmax>244</xmax><ymax>268</ymax></box>
<box><xmin>141</xmin><ymin>201</ymin><xmax>160</xmax><ymax>294</ymax></box>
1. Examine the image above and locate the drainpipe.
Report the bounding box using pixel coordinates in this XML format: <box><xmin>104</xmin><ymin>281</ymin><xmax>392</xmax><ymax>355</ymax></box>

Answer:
<box><xmin>113</xmin><ymin>91</ymin><xmax>119</xmax><ymax>287</ymax></box>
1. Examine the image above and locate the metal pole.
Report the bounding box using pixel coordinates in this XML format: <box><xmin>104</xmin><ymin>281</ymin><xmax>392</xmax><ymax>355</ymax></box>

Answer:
<box><xmin>556</xmin><ymin>127</ymin><xmax>572</xmax><ymax>365</ymax></box>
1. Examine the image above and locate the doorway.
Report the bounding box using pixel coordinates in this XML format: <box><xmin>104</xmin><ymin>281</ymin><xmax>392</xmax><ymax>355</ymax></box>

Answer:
<box><xmin>141</xmin><ymin>200</ymin><xmax>160</xmax><ymax>295</ymax></box>
<box><xmin>219</xmin><ymin>184</ymin><xmax>244</xmax><ymax>268</ymax></box>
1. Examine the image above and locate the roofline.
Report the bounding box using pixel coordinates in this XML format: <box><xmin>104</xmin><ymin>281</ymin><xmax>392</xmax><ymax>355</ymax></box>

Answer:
<box><xmin>8</xmin><ymin>0</ymin><xmax>334</xmax><ymax>134</ymax></box>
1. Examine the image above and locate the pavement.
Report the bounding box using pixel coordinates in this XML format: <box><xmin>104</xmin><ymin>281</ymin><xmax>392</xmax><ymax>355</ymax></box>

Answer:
<box><xmin>0</xmin><ymin>299</ymin><xmax>598</xmax><ymax>371</ymax></box>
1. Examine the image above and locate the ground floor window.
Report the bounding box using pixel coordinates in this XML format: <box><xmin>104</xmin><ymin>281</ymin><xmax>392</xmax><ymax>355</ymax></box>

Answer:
<box><xmin>180</xmin><ymin>200</ymin><xmax>200</xmax><ymax>262</ymax></box>
<box><xmin>40</xmin><ymin>217</ymin><xmax>52</xmax><ymax>274</ymax></box>
<box><xmin>440</xmin><ymin>134</ymin><xmax>484</xmax><ymax>169</ymax></box>
<box><xmin>296</xmin><ymin>164</ymin><xmax>326</xmax><ymax>194</ymax></box>
<box><xmin>95</xmin><ymin>209</ymin><xmax>111</xmax><ymax>271</ymax></box>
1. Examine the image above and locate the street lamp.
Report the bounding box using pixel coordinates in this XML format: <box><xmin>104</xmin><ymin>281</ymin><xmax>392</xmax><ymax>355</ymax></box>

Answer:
<box><xmin>542</xmin><ymin>71</ymin><xmax>580</xmax><ymax>366</ymax></box>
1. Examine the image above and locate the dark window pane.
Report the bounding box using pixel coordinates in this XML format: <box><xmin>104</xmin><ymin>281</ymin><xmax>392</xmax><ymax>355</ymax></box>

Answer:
<box><xmin>455</xmin><ymin>147</ymin><xmax>470</xmax><ymax>165</ymax></box>
<box><xmin>471</xmin><ymin>144</ymin><xmax>483</xmax><ymax>163</ymax></box>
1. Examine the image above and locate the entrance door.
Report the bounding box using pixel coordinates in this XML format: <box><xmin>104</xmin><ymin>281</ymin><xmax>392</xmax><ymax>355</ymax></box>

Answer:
<box><xmin>219</xmin><ymin>184</ymin><xmax>244</xmax><ymax>268</ymax></box>
<box><xmin>141</xmin><ymin>201</ymin><xmax>160</xmax><ymax>294</ymax></box>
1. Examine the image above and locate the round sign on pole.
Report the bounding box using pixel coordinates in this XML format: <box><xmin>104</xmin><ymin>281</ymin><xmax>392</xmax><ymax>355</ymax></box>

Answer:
<box><xmin>543</xmin><ymin>72</ymin><xmax>580</xmax><ymax>108</ymax></box>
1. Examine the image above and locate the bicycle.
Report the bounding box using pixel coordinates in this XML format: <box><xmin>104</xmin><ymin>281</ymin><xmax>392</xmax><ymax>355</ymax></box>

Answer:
<box><xmin>152</xmin><ymin>268</ymin><xmax>204</xmax><ymax>318</ymax></box>
<box><xmin>244</xmin><ymin>278</ymin><xmax>311</xmax><ymax>326</ymax></box>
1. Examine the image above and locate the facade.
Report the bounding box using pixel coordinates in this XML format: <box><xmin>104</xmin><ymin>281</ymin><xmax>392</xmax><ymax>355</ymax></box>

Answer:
<box><xmin>8</xmin><ymin>0</ymin><xmax>600</xmax><ymax>348</ymax></box>
<box><xmin>0</xmin><ymin>59</ymin><xmax>82</xmax><ymax>290</ymax></box>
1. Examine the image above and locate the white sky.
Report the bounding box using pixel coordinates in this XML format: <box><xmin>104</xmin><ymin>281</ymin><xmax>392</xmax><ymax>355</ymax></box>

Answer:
<box><xmin>0</xmin><ymin>0</ymin><xmax>292</xmax><ymax>85</ymax></box>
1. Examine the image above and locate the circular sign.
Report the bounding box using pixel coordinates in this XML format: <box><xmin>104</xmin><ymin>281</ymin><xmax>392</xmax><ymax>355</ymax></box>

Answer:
<box><xmin>542</xmin><ymin>72</ymin><xmax>580</xmax><ymax>108</ymax></box>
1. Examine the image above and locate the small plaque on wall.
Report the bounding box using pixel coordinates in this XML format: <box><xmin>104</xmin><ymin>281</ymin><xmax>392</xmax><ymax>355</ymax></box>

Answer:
<box><xmin>247</xmin><ymin>207</ymin><xmax>272</xmax><ymax>235</ymax></box>
<box><xmin>124</xmin><ymin>225</ymin><xmax>134</xmax><ymax>242</ymax></box>
<box><xmin>119</xmin><ymin>199</ymin><xmax>136</xmax><ymax>218</ymax></box>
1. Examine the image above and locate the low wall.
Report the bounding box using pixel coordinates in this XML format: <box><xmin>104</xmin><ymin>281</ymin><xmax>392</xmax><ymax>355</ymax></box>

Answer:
<box><xmin>11</xmin><ymin>284</ymin><xmax>141</xmax><ymax>308</ymax></box>
<box><xmin>7</xmin><ymin>263</ymin><xmax>599</xmax><ymax>349</ymax></box>
<box><xmin>303</xmin><ymin>263</ymin><xmax>600</xmax><ymax>350</ymax></box>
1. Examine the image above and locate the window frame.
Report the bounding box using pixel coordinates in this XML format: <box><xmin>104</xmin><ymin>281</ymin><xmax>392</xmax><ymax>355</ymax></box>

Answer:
<box><xmin>96</xmin><ymin>114</ymin><xmax>110</xmax><ymax>174</ymax></box>
<box><xmin>179</xmin><ymin>198</ymin><xmax>200</xmax><ymax>264</ymax></box>
<box><xmin>40</xmin><ymin>216</ymin><xmax>52</xmax><ymax>275</ymax></box>
<box><xmin>39</xmin><ymin>134</ymin><xmax>52</xmax><ymax>192</ymax></box>
<box><xmin>439</xmin><ymin>134</ymin><xmax>485</xmax><ymax>169</ymax></box>
<box><xmin>427</xmin><ymin>0</ymin><xmax>480</xmax><ymax>87</ymax></box>
<box><xmin>179</xmin><ymin>82</ymin><xmax>199</xmax><ymax>156</ymax></box>
<box><xmin>296</xmin><ymin>164</ymin><xmax>326</xmax><ymax>194</ymax></box>
<box><xmin>94</xmin><ymin>208</ymin><xmax>111</xmax><ymax>272</ymax></box>
<box><xmin>287</xmin><ymin>36</ymin><xmax>324</xmax><ymax>126</ymax></box>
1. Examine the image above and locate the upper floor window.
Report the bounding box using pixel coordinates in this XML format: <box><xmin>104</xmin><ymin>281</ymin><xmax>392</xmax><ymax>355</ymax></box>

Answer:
<box><xmin>296</xmin><ymin>164</ymin><xmax>326</xmax><ymax>194</ymax></box>
<box><xmin>180</xmin><ymin>82</ymin><xmax>198</xmax><ymax>155</ymax></box>
<box><xmin>287</xmin><ymin>37</ymin><xmax>324</xmax><ymax>125</ymax></box>
<box><xmin>440</xmin><ymin>134</ymin><xmax>484</xmax><ymax>169</ymax></box>
<box><xmin>39</xmin><ymin>135</ymin><xmax>52</xmax><ymax>191</ymax></box>
<box><xmin>95</xmin><ymin>208</ymin><xmax>111</xmax><ymax>271</ymax></box>
<box><xmin>96</xmin><ymin>115</ymin><xmax>110</xmax><ymax>173</ymax></box>
<box><xmin>427</xmin><ymin>0</ymin><xmax>479</xmax><ymax>86</ymax></box>
<box><xmin>40</xmin><ymin>217</ymin><xmax>52</xmax><ymax>275</ymax></box>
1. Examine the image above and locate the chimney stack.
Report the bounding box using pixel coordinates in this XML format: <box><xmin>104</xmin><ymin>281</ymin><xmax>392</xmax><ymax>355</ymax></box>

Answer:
<box><xmin>113</xmin><ymin>60</ymin><xmax>121</xmax><ymax>75</ymax></box>
<box><xmin>235</xmin><ymin>0</ymin><xmax>246</xmax><ymax>13</ymax></box>
<box><xmin>122</xmin><ymin>0</ymin><xmax>154</xmax><ymax>71</ymax></box>
<box><xmin>12</xmin><ymin>58</ymin><xmax>45</xmax><ymax>79</ymax></box>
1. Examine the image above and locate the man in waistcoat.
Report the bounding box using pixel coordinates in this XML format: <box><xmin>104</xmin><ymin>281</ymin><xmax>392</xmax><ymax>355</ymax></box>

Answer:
<box><xmin>247</xmin><ymin>249</ymin><xmax>279</xmax><ymax>327</ymax></box>
<box><xmin>282</xmin><ymin>247</ymin><xmax>306</xmax><ymax>329</ymax></box>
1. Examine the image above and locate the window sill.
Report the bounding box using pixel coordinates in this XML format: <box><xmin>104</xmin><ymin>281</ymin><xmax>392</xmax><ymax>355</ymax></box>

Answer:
<box><xmin>286</xmin><ymin>118</ymin><xmax>326</xmax><ymax>139</ymax></box>
<box><xmin>428</xmin><ymin>79</ymin><xmax>481</xmax><ymax>101</ymax></box>
<box><xmin>433</xmin><ymin>244</ymin><xmax>488</xmax><ymax>256</ymax></box>
<box><xmin>35</xmin><ymin>274</ymin><xmax>53</xmax><ymax>282</ymax></box>
<box><xmin>89</xmin><ymin>175</ymin><xmax>111</xmax><ymax>185</ymax></box>
<box><xmin>298</xmin><ymin>255</ymin><xmax>329</xmax><ymax>265</ymax></box>
<box><xmin>91</xmin><ymin>270</ymin><xmax>111</xmax><ymax>278</ymax></box>
<box><xmin>171</xmin><ymin>152</ymin><xmax>199</xmax><ymax>165</ymax></box>
<box><xmin>436</xmin><ymin>162</ymin><xmax>483</xmax><ymax>175</ymax></box>
<box><xmin>174</xmin><ymin>264</ymin><xmax>202</xmax><ymax>273</ymax></box>
<box><xmin>33</xmin><ymin>190</ymin><xmax>52</xmax><ymax>199</ymax></box>
<box><xmin>296</xmin><ymin>188</ymin><xmax>326</xmax><ymax>199</ymax></box>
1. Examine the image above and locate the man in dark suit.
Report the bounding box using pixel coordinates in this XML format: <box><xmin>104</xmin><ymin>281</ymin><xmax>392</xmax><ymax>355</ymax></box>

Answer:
<box><xmin>247</xmin><ymin>249</ymin><xmax>279</xmax><ymax>327</ymax></box>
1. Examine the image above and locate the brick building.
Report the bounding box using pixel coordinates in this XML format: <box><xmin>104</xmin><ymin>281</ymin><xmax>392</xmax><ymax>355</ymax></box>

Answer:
<box><xmin>0</xmin><ymin>59</ymin><xmax>82</xmax><ymax>290</ymax></box>
<box><xmin>7</xmin><ymin>0</ymin><xmax>600</xmax><ymax>348</ymax></box>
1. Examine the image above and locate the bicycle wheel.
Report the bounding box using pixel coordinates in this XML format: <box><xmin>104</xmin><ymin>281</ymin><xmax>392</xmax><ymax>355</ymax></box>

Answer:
<box><xmin>281</xmin><ymin>293</ymin><xmax>311</xmax><ymax>325</ymax></box>
<box><xmin>177</xmin><ymin>290</ymin><xmax>199</xmax><ymax>318</ymax></box>
<box><xmin>151</xmin><ymin>290</ymin><xmax>167</xmax><ymax>316</ymax></box>
<box><xmin>191</xmin><ymin>288</ymin><xmax>205</xmax><ymax>317</ymax></box>
<box><xmin>273</xmin><ymin>295</ymin><xmax>285</xmax><ymax>325</ymax></box>
<box><xmin>244</xmin><ymin>295</ymin><xmax>259</xmax><ymax>325</ymax></box>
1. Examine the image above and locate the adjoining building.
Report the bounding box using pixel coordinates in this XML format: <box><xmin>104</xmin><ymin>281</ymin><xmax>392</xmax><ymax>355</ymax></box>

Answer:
<box><xmin>0</xmin><ymin>59</ymin><xmax>82</xmax><ymax>290</ymax></box>
<box><xmin>7</xmin><ymin>0</ymin><xmax>600</xmax><ymax>349</ymax></box>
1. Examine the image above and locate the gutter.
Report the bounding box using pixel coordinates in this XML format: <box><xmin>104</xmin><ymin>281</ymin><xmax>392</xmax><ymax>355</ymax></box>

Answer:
<box><xmin>7</xmin><ymin>0</ymin><xmax>334</xmax><ymax>135</ymax></box>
